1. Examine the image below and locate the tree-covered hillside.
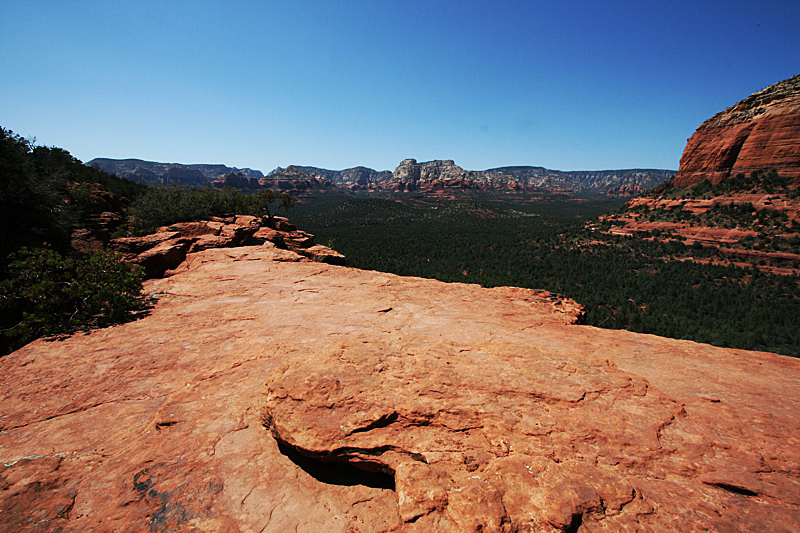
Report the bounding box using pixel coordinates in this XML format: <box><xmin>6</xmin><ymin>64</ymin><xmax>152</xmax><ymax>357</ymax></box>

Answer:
<box><xmin>0</xmin><ymin>128</ymin><xmax>147</xmax><ymax>261</ymax></box>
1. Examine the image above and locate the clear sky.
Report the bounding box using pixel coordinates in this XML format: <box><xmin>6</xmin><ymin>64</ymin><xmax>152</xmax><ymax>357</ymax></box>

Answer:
<box><xmin>2</xmin><ymin>1</ymin><xmax>798</xmax><ymax>173</ymax></box>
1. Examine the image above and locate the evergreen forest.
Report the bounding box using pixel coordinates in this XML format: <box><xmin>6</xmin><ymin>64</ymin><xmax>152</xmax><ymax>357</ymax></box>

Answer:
<box><xmin>291</xmin><ymin>195</ymin><xmax>800</xmax><ymax>357</ymax></box>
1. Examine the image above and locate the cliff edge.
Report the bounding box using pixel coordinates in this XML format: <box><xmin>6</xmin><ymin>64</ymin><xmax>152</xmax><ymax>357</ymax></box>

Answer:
<box><xmin>1</xmin><ymin>245</ymin><xmax>798</xmax><ymax>532</ymax></box>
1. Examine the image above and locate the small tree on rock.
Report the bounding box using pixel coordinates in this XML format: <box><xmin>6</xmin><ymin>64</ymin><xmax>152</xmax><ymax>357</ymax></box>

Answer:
<box><xmin>256</xmin><ymin>189</ymin><xmax>296</xmax><ymax>221</ymax></box>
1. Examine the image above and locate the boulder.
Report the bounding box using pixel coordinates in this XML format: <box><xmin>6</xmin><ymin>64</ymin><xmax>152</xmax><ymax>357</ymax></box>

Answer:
<box><xmin>134</xmin><ymin>237</ymin><xmax>192</xmax><ymax>278</ymax></box>
<box><xmin>264</xmin><ymin>216</ymin><xmax>296</xmax><ymax>232</ymax></box>
<box><xmin>282</xmin><ymin>231</ymin><xmax>315</xmax><ymax>250</ymax></box>
<box><xmin>251</xmin><ymin>227</ymin><xmax>287</xmax><ymax>248</ymax></box>
<box><xmin>109</xmin><ymin>231</ymin><xmax>181</xmax><ymax>259</ymax></box>
<box><xmin>156</xmin><ymin>221</ymin><xmax>224</xmax><ymax>238</ymax></box>
<box><xmin>299</xmin><ymin>245</ymin><xmax>347</xmax><ymax>265</ymax></box>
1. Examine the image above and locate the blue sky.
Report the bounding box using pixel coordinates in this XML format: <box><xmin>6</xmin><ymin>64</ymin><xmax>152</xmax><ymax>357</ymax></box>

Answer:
<box><xmin>2</xmin><ymin>1</ymin><xmax>798</xmax><ymax>172</ymax></box>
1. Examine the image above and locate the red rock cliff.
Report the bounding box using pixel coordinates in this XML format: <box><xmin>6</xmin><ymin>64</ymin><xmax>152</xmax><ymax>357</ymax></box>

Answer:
<box><xmin>674</xmin><ymin>74</ymin><xmax>800</xmax><ymax>186</ymax></box>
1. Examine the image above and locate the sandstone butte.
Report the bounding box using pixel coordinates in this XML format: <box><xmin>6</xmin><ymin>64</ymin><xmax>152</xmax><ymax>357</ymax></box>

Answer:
<box><xmin>674</xmin><ymin>74</ymin><xmax>800</xmax><ymax>187</ymax></box>
<box><xmin>1</xmin><ymin>241</ymin><xmax>799</xmax><ymax>532</ymax></box>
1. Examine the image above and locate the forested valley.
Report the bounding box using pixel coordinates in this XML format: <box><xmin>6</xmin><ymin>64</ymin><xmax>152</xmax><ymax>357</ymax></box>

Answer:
<box><xmin>291</xmin><ymin>194</ymin><xmax>800</xmax><ymax>357</ymax></box>
<box><xmin>2</xmin><ymin>124</ymin><xmax>798</xmax><ymax>357</ymax></box>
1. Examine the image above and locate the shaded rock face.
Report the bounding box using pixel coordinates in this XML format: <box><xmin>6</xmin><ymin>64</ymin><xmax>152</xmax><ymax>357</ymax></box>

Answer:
<box><xmin>88</xmin><ymin>158</ymin><xmax>264</xmax><ymax>186</ymax></box>
<box><xmin>1</xmin><ymin>247</ymin><xmax>799</xmax><ymax>532</ymax></box>
<box><xmin>63</xmin><ymin>182</ymin><xmax>129</xmax><ymax>253</ymax></box>
<box><xmin>675</xmin><ymin>74</ymin><xmax>800</xmax><ymax>186</ymax></box>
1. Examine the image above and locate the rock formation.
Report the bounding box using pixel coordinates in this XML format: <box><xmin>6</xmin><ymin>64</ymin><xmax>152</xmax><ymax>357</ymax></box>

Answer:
<box><xmin>674</xmin><ymin>74</ymin><xmax>800</xmax><ymax>187</ymax></box>
<box><xmin>109</xmin><ymin>215</ymin><xmax>344</xmax><ymax>277</ymax></box>
<box><xmin>604</xmin><ymin>183</ymin><xmax>645</xmax><ymax>197</ymax></box>
<box><xmin>91</xmin><ymin>158</ymin><xmax>673</xmax><ymax>196</ymax></box>
<box><xmin>1</xmin><ymin>245</ymin><xmax>799</xmax><ymax>532</ymax></box>
<box><xmin>63</xmin><ymin>182</ymin><xmax>130</xmax><ymax>254</ymax></box>
<box><xmin>598</xmin><ymin>75</ymin><xmax>800</xmax><ymax>274</ymax></box>
<box><xmin>257</xmin><ymin>165</ymin><xmax>332</xmax><ymax>191</ymax></box>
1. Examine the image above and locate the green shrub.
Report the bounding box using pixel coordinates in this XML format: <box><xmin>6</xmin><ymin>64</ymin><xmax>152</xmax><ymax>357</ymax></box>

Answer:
<box><xmin>125</xmin><ymin>186</ymin><xmax>296</xmax><ymax>235</ymax></box>
<box><xmin>0</xmin><ymin>247</ymin><xmax>146</xmax><ymax>354</ymax></box>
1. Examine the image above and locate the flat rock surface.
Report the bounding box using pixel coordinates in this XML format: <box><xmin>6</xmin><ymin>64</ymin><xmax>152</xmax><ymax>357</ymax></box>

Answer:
<box><xmin>1</xmin><ymin>246</ymin><xmax>799</xmax><ymax>532</ymax></box>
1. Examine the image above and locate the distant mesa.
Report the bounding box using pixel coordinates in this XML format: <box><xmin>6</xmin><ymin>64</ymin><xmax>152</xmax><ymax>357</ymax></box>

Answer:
<box><xmin>674</xmin><ymin>74</ymin><xmax>800</xmax><ymax>187</ymax></box>
<box><xmin>90</xmin><ymin>157</ymin><xmax>675</xmax><ymax>197</ymax></box>
<box><xmin>88</xmin><ymin>158</ymin><xmax>265</xmax><ymax>187</ymax></box>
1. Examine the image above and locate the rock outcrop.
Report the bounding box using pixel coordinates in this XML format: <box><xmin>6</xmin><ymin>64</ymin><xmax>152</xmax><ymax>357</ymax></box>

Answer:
<box><xmin>62</xmin><ymin>182</ymin><xmax>130</xmax><ymax>254</ymax></box>
<box><xmin>1</xmin><ymin>247</ymin><xmax>798</xmax><ymax>532</ymax></box>
<box><xmin>597</xmin><ymin>75</ymin><xmax>800</xmax><ymax>275</ymax></box>
<box><xmin>109</xmin><ymin>215</ymin><xmax>344</xmax><ymax>277</ymax></box>
<box><xmin>674</xmin><ymin>74</ymin><xmax>800</xmax><ymax>187</ymax></box>
<box><xmin>605</xmin><ymin>183</ymin><xmax>645</xmax><ymax>197</ymax></box>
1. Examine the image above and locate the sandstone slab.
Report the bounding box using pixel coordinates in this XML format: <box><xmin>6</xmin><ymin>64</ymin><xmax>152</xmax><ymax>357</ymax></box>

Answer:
<box><xmin>1</xmin><ymin>247</ymin><xmax>798</xmax><ymax>532</ymax></box>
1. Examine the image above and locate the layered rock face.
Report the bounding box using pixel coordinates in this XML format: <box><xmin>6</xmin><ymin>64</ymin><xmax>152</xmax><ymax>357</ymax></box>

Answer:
<box><xmin>1</xmin><ymin>247</ymin><xmax>799</xmax><ymax>532</ymax></box>
<box><xmin>675</xmin><ymin>74</ymin><xmax>800</xmax><ymax>186</ymax></box>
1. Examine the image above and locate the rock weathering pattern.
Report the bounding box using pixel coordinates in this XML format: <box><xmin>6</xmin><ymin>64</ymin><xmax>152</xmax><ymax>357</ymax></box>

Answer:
<box><xmin>1</xmin><ymin>246</ymin><xmax>798</xmax><ymax>532</ymax></box>
<box><xmin>674</xmin><ymin>74</ymin><xmax>800</xmax><ymax>187</ymax></box>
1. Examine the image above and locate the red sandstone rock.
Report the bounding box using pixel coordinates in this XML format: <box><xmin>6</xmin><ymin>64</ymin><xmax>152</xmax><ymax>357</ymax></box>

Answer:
<box><xmin>134</xmin><ymin>237</ymin><xmax>192</xmax><ymax>278</ymax></box>
<box><xmin>251</xmin><ymin>227</ymin><xmax>286</xmax><ymax>247</ymax></box>
<box><xmin>675</xmin><ymin>74</ymin><xmax>800</xmax><ymax>187</ymax></box>
<box><xmin>282</xmin><ymin>230</ymin><xmax>315</xmax><ymax>250</ymax></box>
<box><xmin>1</xmin><ymin>247</ymin><xmax>798</xmax><ymax>532</ymax></box>
<box><xmin>299</xmin><ymin>245</ymin><xmax>347</xmax><ymax>265</ymax></box>
<box><xmin>108</xmin><ymin>215</ymin><xmax>330</xmax><ymax>277</ymax></box>
<box><xmin>264</xmin><ymin>216</ymin><xmax>296</xmax><ymax>232</ymax></box>
<box><xmin>156</xmin><ymin>220</ymin><xmax>224</xmax><ymax>237</ymax></box>
<box><xmin>108</xmin><ymin>231</ymin><xmax>181</xmax><ymax>259</ymax></box>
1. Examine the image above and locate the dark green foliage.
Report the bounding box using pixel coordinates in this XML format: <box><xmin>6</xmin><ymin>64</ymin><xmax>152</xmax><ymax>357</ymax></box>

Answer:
<box><xmin>717</xmin><ymin>169</ymin><xmax>792</xmax><ymax>194</ymax></box>
<box><xmin>292</xmin><ymin>197</ymin><xmax>800</xmax><ymax>357</ymax></box>
<box><xmin>0</xmin><ymin>248</ymin><xmax>147</xmax><ymax>354</ymax></box>
<box><xmin>0</xmin><ymin>127</ymin><xmax>153</xmax><ymax>354</ymax></box>
<box><xmin>0</xmin><ymin>128</ymin><xmax>66</xmax><ymax>259</ymax></box>
<box><xmin>0</xmin><ymin>127</ymin><xmax>147</xmax><ymax>260</ymax></box>
<box><xmin>126</xmin><ymin>186</ymin><xmax>297</xmax><ymax>235</ymax></box>
<box><xmin>644</xmin><ymin>168</ymin><xmax>793</xmax><ymax>200</ymax></box>
<box><xmin>256</xmin><ymin>189</ymin><xmax>297</xmax><ymax>220</ymax></box>
<box><xmin>31</xmin><ymin>145</ymin><xmax>147</xmax><ymax>201</ymax></box>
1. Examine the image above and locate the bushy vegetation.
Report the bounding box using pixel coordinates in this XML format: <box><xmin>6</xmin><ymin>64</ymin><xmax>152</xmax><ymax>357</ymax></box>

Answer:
<box><xmin>645</xmin><ymin>169</ymin><xmax>796</xmax><ymax>200</ymax></box>
<box><xmin>1</xmin><ymin>127</ymin><xmax>302</xmax><ymax>354</ymax></box>
<box><xmin>126</xmin><ymin>185</ymin><xmax>295</xmax><ymax>235</ymax></box>
<box><xmin>292</xmin><ymin>197</ymin><xmax>800</xmax><ymax>357</ymax></box>
<box><xmin>0</xmin><ymin>247</ymin><xmax>147</xmax><ymax>354</ymax></box>
<box><xmin>0</xmin><ymin>127</ymin><xmax>147</xmax><ymax>261</ymax></box>
<box><xmin>0</xmin><ymin>128</ymin><xmax>152</xmax><ymax>354</ymax></box>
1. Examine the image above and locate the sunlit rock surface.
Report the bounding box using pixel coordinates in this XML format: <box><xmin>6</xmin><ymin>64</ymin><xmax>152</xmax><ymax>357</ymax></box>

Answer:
<box><xmin>1</xmin><ymin>246</ymin><xmax>798</xmax><ymax>532</ymax></box>
<box><xmin>675</xmin><ymin>74</ymin><xmax>800</xmax><ymax>187</ymax></box>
